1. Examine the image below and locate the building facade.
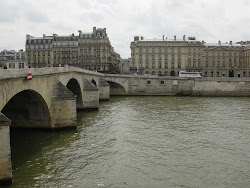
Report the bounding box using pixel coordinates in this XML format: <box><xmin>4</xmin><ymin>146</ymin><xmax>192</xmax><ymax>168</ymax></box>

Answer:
<box><xmin>25</xmin><ymin>27</ymin><xmax>121</xmax><ymax>73</ymax></box>
<box><xmin>130</xmin><ymin>36</ymin><xmax>250</xmax><ymax>77</ymax></box>
<box><xmin>0</xmin><ymin>49</ymin><xmax>25</xmax><ymax>69</ymax></box>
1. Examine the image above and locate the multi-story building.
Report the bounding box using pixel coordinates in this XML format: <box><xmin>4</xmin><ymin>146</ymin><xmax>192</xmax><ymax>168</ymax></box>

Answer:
<box><xmin>0</xmin><ymin>49</ymin><xmax>25</xmax><ymax>69</ymax></box>
<box><xmin>25</xmin><ymin>27</ymin><xmax>121</xmax><ymax>73</ymax></box>
<box><xmin>130</xmin><ymin>36</ymin><xmax>250</xmax><ymax>77</ymax></box>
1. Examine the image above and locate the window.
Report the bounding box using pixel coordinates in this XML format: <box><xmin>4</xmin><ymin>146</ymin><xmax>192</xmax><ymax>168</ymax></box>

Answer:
<box><xmin>171</xmin><ymin>55</ymin><xmax>174</xmax><ymax>60</ymax></box>
<box><xmin>165</xmin><ymin>62</ymin><xmax>168</xmax><ymax>68</ymax></box>
<box><xmin>152</xmin><ymin>55</ymin><xmax>155</xmax><ymax>60</ymax></box>
<box><xmin>160</xmin><ymin>80</ymin><xmax>165</xmax><ymax>85</ymax></box>
<box><xmin>217</xmin><ymin>72</ymin><xmax>219</xmax><ymax>77</ymax></box>
<box><xmin>178</xmin><ymin>62</ymin><xmax>181</xmax><ymax>68</ymax></box>
<box><xmin>156</xmin><ymin>61</ymin><xmax>160</xmax><ymax>68</ymax></box>
<box><xmin>171</xmin><ymin>62</ymin><xmax>174</xmax><ymax>68</ymax></box>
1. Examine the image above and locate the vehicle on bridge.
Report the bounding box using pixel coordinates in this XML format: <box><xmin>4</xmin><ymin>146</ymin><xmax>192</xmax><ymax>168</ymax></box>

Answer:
<box><xmin>179</xmin><ymin>71</ymin><xmax>202</xmax><ymax>78</ymax></box>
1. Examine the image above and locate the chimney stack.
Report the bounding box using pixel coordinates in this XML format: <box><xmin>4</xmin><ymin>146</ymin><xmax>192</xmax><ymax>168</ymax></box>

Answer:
<box><xmin>183</xmin><ymin>35</ymin><xmax>186</xmax><ymax>41</ymax></box>
<box><xmin>141</xmin><ymin>36</ymin><xmax>144</xmax><ymax>40</ymax></box>
<box><xmin>230</xmin><ymin>41</ymin><xmax>232</xmax><ymax>45</ymax></box>
<box><xmin>174</xmin><ymin>35</ymin><xmax>176</xmax><ymax>41</ymax></box>
<box><xmin>26</xmin><ymin>34</ymin><xmax>31</xmax><ymax>40</ymax></box>
<box><xmin>134</xmin><ymin>36</ymin><xmax>139</xmax><ymax>41</ymax></box>
<box><xmin>93</xmin><ymin>27</ymin><xmax>96</xmax><ymax>36</ymax></box>
<box><xmin>218</xmin><ymin>40</ymin><xmax>221</xmax><ymax>45</ymax></box>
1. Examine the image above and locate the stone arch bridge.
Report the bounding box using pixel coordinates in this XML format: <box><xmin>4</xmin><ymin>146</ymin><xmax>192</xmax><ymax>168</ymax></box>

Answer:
<box><xmin>0</xmin><ymin>67</ymin><xmax>130</xmax><ymax>184</ymax></box>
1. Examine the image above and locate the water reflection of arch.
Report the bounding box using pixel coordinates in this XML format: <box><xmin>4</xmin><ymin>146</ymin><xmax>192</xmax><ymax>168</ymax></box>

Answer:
<box><xmin>106</xmin><ymin>81</ymin><xmax>126</xmax><ymax>95</ymax></box>
<box><xmin>66</xmin><ymin>78</ymin><xmax>83</xmax><ymax>109</ymax></box>
<box><xmin>1</xmin><ymin>90</ymin><xmax>51</xmax><ymax>128</ymax></box>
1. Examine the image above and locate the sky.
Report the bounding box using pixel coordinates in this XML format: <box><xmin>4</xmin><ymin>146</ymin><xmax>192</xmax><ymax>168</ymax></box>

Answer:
<box><xmin>0</xmin><ymin>0</ymin><xmax>249</xmax><ymax>58</ymax></box>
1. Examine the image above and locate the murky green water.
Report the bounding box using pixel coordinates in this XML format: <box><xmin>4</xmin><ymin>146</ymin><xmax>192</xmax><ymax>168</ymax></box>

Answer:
<box><xmin>5</xmin><ymin>97</ymin><xmax>250</xmax><ymax>188</ymax></box>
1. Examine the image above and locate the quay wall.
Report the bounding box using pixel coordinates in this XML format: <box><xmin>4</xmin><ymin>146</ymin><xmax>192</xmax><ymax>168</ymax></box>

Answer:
<box><xmin>120</xmin><ymin>76</ymin><xmax>250</xmax><ymax>97</ymax></box>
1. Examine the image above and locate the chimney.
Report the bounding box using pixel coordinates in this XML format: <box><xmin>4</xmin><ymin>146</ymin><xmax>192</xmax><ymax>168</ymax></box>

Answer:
<box><xmin>141</xmin><ymin>36</ymin><xmax>144</xmax><ymax>40</ymax></box>
<box><xmin>230</xmin><ymin>41</ymin><xmax>232</xmax><ymax>45</ymax></box>
<box><xmin>163</xmin><ymin>35</ymin><xmax>164</xmax><ymax>40</ymax></box>
<box><xmin>72</xmin><ymin>33</ymin><xmax>74</xmax><ymax>37</ymax></box>
<box><xmin>53</xmin><ymin>33</ymin><xmax>58</xmax><ymax>37</ymax></box>
<box><xmin>93</xmin><ymin>27</ymin><xmax>96</xmax><ymax>36</ymax></box>
<box><xmin>26</xmin><ymin>34</ymin><xmax>31</xmax><ymax>40</ymax></box>
<box><xmin>78</xmin><ymin>30</ymin><xmax>82</xmax><ymax>36</ymax></box>
<box><xmin>104</xmin><ymin>28</ymin><xmax>106</xmax><ymax>33</ymax></box>
<box><xmin>218</xmin><ymin>40</ymin><xmax>221</xmax><ymax>45</ymax></box>
<box><xmin>43</xmin><ymin>34</ymin><xmax>46</xmax><ymax>38</ymax></box>
<box><xmin>174</xmin><ymin>35</ymin><xmax>176</xmax><ymax>41</ymax></box>
<box><xmin>183</xmin><ymin>35</ymin><xmax>186</xmax><ymax>41</ymax></box>
<box><xmin>134</xmin><ymin>36</ymin><xmax>139</xmax><ymax>41</ymax></box>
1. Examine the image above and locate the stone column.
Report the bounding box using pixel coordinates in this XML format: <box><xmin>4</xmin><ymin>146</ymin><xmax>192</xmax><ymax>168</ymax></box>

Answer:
<box><xmin>82</xmin><ymin>79</ymin><xmax>99</xmax><ymax>109</ymax></box>
<box><xmin>50</xmin><ymin>81</ymin><xmax>77</xmax><ymax>129</ymax></box>
<box><xmin>0</xmin><ymin>113</ymin><xmax>12</xmax><ymax>185</ymax></box>
<box><xmin>98</xmin><ymin>79</ymin><xmax>110</xmax><ymax>101</ymax></box>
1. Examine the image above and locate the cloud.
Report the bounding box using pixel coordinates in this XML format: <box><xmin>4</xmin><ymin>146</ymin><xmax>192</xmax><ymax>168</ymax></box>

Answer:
<box><xmin>0</xmin><ymin>0</ymin><xmax>249</xmax><ymax>58</ymax></box>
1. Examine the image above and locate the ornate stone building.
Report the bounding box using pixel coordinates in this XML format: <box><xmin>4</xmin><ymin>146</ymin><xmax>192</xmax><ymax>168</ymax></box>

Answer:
<box><xmin>25</xmin><ymin>27</ymin><xmax>120</xmax><ymax>73</ymax></box>
<box><xmin>130</xmin><ymin>36</ymin><xmax>250</xmax><ymax>77</ymax></box>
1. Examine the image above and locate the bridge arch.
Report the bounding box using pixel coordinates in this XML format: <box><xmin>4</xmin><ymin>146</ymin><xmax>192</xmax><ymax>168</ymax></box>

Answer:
<box><xmin>1</xmin><ymin>90</ymin><xmax>51</xmax><ymax>128</ymax></box>
<box><xmin>66</xmin><ymin>78</ymin><xmax>83</xmax><ymax>109</ymax></box>
<box><xmin>106</xmin><ymin>81</ymin><xmax>126</xmax><ymax>95</ymax></box>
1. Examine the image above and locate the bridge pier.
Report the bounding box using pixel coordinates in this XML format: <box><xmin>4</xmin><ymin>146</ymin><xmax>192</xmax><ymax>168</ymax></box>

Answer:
<box><xmin>82</xmin><ymin>79</ymin><xmax>99</xmax><ymax>109</ymax></box>
<box><xmin>0</xmin><ymin>113</ymin><xmax>12</xmax><ymax>185</ymax></box>
<box><xmin>98</xmin><ymin>79</ymin><xmax>110</xmax><ymax>101</ymax></box>
<box><xmin>50</xmin><ymin>81</ymin><xmax>77</xmax><ymax>129</ymax></box>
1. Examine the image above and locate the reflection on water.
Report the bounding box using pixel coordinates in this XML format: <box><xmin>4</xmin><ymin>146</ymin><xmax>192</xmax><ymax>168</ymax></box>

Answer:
<box><xmin>5</xmin><ymin>97</ymin><xmax>250</xmax><ymax>188</ymax></box>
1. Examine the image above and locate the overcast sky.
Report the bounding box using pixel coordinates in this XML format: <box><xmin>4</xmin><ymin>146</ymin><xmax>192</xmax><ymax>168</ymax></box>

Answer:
<box><xmin>0</xmin><ymin>0</ymin><xmax>249</xmax><ymax>58</ymax></box>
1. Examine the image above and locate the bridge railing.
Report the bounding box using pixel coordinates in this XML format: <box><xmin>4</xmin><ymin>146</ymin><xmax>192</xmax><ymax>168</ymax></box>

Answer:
<box><xmin>0</xmin><ymin>67</ymin><xmax>104</xmax><ymax>79</ymax></box>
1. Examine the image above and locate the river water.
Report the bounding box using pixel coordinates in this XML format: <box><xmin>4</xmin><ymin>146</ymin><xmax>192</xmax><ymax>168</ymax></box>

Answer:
<box><xmin>5</xmin><ymin>97</ymin><xmax>250</xmax><ymax>188</ymax></box>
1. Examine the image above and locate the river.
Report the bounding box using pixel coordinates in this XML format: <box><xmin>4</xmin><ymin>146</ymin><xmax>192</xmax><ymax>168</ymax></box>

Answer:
<box><xmin>5</xmin><ymin>96</ymin><xmax>250</xmax><ymax>188</ymax></box>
